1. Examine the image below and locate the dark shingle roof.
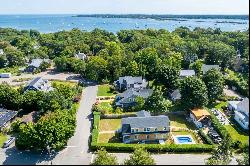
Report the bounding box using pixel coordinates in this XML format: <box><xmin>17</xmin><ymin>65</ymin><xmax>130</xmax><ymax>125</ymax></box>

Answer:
<box><xmin>25</xmin><ymin>77</ymin><xmax>53</xmax><ymax>92</ymax></box>
<box><xmin>122</xmin><ymin>116</ymin><xmax>169</xmax><ymax>129</ymax></box>
<box><xmin>0</xmin><ymin>108</ymin><xmax>18</xmax><ymax>128</ymax></box>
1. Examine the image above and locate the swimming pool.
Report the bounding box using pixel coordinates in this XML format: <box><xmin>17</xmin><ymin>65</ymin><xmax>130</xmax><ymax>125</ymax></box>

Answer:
<box><xmin>173</xmin><ymin>135</ymin><xmax>195</xmax><ymax>144</ymax></box>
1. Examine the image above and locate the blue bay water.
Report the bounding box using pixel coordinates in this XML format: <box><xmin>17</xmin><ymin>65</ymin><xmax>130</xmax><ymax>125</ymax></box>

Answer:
<box><xmin>0</xmin><ymin>14</ymin><xmax>249</xmax><ymax>33</ymax></box>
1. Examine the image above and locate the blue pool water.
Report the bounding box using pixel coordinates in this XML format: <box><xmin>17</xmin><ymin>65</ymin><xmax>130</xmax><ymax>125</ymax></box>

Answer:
<box><xmin>176</xmin><ymin>137</ymin><xmax>193</xmax><ymax>144</ymax></box>
<box><xmin>0</xmin><ymin>15</ymin><xmax>249</xmax><ymax>33</ymax></box>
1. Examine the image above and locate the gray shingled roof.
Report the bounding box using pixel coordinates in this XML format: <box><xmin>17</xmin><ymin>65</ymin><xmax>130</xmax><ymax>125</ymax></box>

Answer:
<box><xmin>0</xmin><ymin>108</ymin><xmax>18</xmax><ymax>128</ymax></box>
<box><xmin>202</xmin><ymin>64</ymin><xmax>220</xmax><ymax>74</ymax></box>
<box><xmin>117</xmin><ymin>88</ymin><xmax>153</xmax><ymax>99</ymax></box>
<box><xmin>25</xmin><ymin>77</ymin><xmax>53</xmax><ymax>92</ymax></box>
<box><xmin>180</xmin><ymin>70</ymin><xmax>195</xmax><ymax>77</ymax></box>
<box><xmin>237</xmin><ymin>98</ymin><xmax>249</xmax><ymax>114</ymax></box>
<box><xmin>136</xmin><ymin>110</ymin><xmax>151</xmax><ymax>117</ymax></box>
<box><xmin>29</xmin><ymin>59</ymin><xmax>50</xmax><ymax>68</ymax></box>
<box><xmin>118</xmin><ymin>76</ymin><xmax>143</xmax><ymax>85</ymax></box>
<box><xmin>122</xmin><ymin>116</ymin><xmax>170</xmax><ymax>129</ymax></box>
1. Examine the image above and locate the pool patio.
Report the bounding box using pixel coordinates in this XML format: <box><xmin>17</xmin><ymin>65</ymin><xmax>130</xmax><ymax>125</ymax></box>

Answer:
<box><xmin>173</xmin><ymin>135</ymin><xmax>196</xmax><ymax>144</ymax></box>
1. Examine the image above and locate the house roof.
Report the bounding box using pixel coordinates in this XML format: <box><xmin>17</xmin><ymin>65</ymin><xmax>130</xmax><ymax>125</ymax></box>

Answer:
<box><xmin>202</xmin><ymin>64</ymin><xmax>220</xmax><ymax>74</ymax></box>
<box><xmin>29</xmin><ymin>59</ymin><xmax>50</xmax><ymax>68</ymax></box>
<box><xmin>117</xmin><ymin>88</ymin><xmax>153</xmax><ymax>99</ymax></box>
<box><xmin>235</xmin><ymin>111</ymin><xmax>249</xmax><ymax>123</ymax></box>
<box><xmin>180</xmin><ymin>70</ymin><xmax>195</xmax><ymax>77</ymax></box>
<box><xmin>122</xmin><ymin>115</ymin><xmax>169</xmax><ymax>129</ymax></box>
<box><xmin>75</xmin><ymin>53</ymin><xmax>87</xmax><ymax>59</ymax></box>
<box><xmin>0</xmin><ymin>49</ymin><xmax>4</xmax><ymax>55</ymax></box>
<box><xmin>191</xmin><ymin>108</ymin><xmax>210</xmax><ymax>121</ymax></box>
<box><xmin>118</xmin><ymin>76</ymin><xmax>143</xmax><ymax>85</ymax></box>
<box><xmin>171</xmin><ymin>89</ymin><xmax>181</xmax><ymax>100</ymax></box>
<box><xmin>237</xmin><ymin>98</ymin><xmax>249</xmax><ymax>115</ymax></box>
<box><xmin>136</xmin><ymin>110</ymin><xmax>151</xmax><ymax>117</ymax></box>
<box><xmin>228</xmin><ymin>101</ymin><xmax>241</xmax><ymax>109</ymax></box>
<box><xmin>0</xmin><ymin>108</ymin><xmax>18</xmax><ymax>128</ymax></box>
<box><xmin>25</xmin><ymin>77</ymin><xmax>53</xmax><ymax>92</ymax></box>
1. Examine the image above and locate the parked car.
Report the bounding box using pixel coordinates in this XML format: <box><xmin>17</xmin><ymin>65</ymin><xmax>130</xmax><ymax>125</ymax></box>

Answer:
<box><xmin>2</xmin><ymin>137</ymin><xmax>15</xmax><ymax>148</ymax></box>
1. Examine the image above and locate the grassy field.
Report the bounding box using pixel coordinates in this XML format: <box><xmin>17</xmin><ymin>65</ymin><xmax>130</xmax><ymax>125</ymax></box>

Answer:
<box><xmin>52</xmin><ymin>80</ymin><xmax>78</xmax><ymax>87</ymax></box>
<box><xmin>0</xmin><ymin>133</ymin><xmax>7</xmax><ymax>147</ymax></box>
<box><xmin>0</xmin><ymin>66</ymin><xmax>22</xmax><ymax>76</ymax></box>
<box><xmin>96</xmin><ymin>102</ymin><xmax>114</xmax><ymax>114</ymax></box>
<box><xmin>98</xmin><ymin>133</ymin><xmax>121</xmax><ymax>143</ymax></box>
<box><xmin>168</xmin><ymin>114</ymin><xmax>196</xmax><ymax>130</ymax></box>
<box><xmin>225</xmin><ymin>125</ymin><xmax>249</xmax><ymax>145</ymax></box>
<box><xmin>99</xmin><ymin>119</ymin><xmax>122</xmax><ymax>132</ymax></box>
<box><xmin>97</xmin><ymin>85</ymin><xmax>116</xmax><ymax>96</ymax></box>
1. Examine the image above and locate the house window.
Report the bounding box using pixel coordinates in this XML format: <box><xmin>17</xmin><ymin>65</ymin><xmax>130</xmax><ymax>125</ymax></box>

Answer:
<box><xmin>147</xmin><ymin>128</ymin><xmax>150</xmax><ymax>132</ymax></box>
<box><xmin>146</xmin><ymin>135</ymin><xmax>150</xmax><ymax>139</ymax></box>
<box><xmin>155</xmin><ymin>128</ymin><xmax>158</xmax><ymax>132</ymax></box>
<box><xmin>134</xmin><ymin>135</ymin><xmax>138</xmax><ymax>140</ymax></box>
<box><xmin>155</xmin><ymin>134</ymin><xmax>157</xmax><ymax>139</ymax></box>
<box><xmin>135</xmin><ymin>128</ymin><xmax>139</xmax><ymax>132</ymax></box>
<box><xmin>131</xmin><ymin>129</ymin><xmax>135</xmax><ymax>133</ymax></box>
<box><xmin>144</xmin><ymin>128</ymin><xmax>147</xmax><ymax>132</ymax></box>
<box><xmin>163</xmin><ymin>127</ymin><xmax>167</xmax><ymax>131</ymax></box>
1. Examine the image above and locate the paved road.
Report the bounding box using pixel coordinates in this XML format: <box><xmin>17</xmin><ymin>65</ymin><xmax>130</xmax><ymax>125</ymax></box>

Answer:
<box><xmin>0</xmin><ymin>70</ymin><xmax>81</xmax><ymax>86</ymax></box>
<box><xmin>51</xmin><ymin>85</ymin><xmax>98</xmax><ymax>165</ymax></box>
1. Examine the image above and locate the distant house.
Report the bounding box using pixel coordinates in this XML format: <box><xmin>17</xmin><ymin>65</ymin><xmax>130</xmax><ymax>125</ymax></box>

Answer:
<box><xmin>120</xmin><ymin>110</ymin><xmax>170</xmax><ymax>144</ymax></box>
<box><xmin>114</xmin><ymin>76</ymin><xmax>148</xmax><ymax>92</ymax></box>
<box><xmin>0</xmin><ymin>73</ymin><xmax>11</xmax><ymax>78</ymax></box>
<box><xmin>0</xmin><ymin>108</ymin><xmax>18</xmax><ymax>131</ymax></box>
<box><xmin>75</xmin><ymin>52</ymin><xmax>87</xmax><ymax>61</ymax></box>
<box><xmin>170</xmin><ymin>89</ymin><xmax>181</xmax><ymax>101</ymax></box>
<box><xmin>202</xmin><ymin>64</ymin><xmax>220</xmax><ymax>75</ymax></box>
<box><xmin>233</xmin><ymin>98</ymin><xmax>249</xmax><ymax>130</ymax></box>
<box><xmin>26</xmin><ymin>59</ymin><xmax>50</xmax><ymax>72</ymax></box>
<box><xmin>24</xmin><ymin>77</ymin><xmax>53</xmax><ymax>92</ymax></box>
<box><xmin>180</xmin><ymin>70</ymin><xmax>195</xmax><ymax>78</ymax></box>
<box><xmin>190</xmin><ymin>108</ymin><xmax>211</xmax><ymax>128</ymax></box>
<box><xmin>233</xmin><ymin>51</ymin><xmax>243</xmax><ymax>72</ymax></box>
<box><xmin>115</xmin><ymin>88</ymin><xmax>153</xmax><ymax>108</ymax></box>
<box><xmin>0</xmin><ymin>49</ymin><xmax>4</xmax><ymax>55</ymax></box>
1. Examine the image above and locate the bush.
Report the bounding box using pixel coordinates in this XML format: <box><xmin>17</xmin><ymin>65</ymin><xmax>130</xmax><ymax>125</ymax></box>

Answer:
<box><xmin>198</xmin><ymin>129</ymin><xmax>214</xmax><ymax>145</ymax></box>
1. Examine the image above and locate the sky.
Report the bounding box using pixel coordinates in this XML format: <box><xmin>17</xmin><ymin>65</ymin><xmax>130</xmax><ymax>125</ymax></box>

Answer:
<box><xmin>0</xmin><ymin>0</ymin><xmax>249</xmax><ymax>15</ymax></box>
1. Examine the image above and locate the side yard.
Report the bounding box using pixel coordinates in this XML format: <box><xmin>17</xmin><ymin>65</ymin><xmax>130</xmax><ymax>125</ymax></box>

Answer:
<box><xmin>97</xmin><ymin>85</ymin><xmax>116</xmax><ymax>97</ymax></box>
<box><xmin>0</xmin><ymin>133</ymin><xmax>7</xmax><ymax>147</ymax></box>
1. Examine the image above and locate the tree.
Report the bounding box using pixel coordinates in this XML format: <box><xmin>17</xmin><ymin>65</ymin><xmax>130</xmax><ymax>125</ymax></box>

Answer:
<box><xmin>203</xmin><ymin>68</ymin><xmax>224</xmax><ymax>102</ymax></box>
<box><xmin>39</xmin><ymin>61</ymin><xmax>50</xmax><ymax>71</ymax></box>
<box><xmin>180</xmin><ymin>77</ymin><xmax>208</xmax><ymax>109</ymax></box>
<box><xmin>126</xmin><ymin>61</ymin><xmax>140</xmax><ymax>77</ymax></box>
<box><xmin>124</xmin><ymin>147</ymin><xmax>155</xmax><ymax>165</ymax></box>
<box><xmin>189</xmin><ymin>59</ymin><xmax>204</xmax><ymax>77</ymax></box>
<box><xmin>133</xmin><ymin>96</ymin><xmax>145</xmax><ymax>112</ymax></box>
<box><xmin>155</xmin><ymin>64</ymin><xmax>180</xmax><ymax>91</ymax></box>
<box><xmin>91</xmin><ymin>148</ymin><xmax>118</xmax><ymax>165</ymax></box>
<box><xmin>145</xmin><ymin>88</ymin><xmax>172</xmax><ymax>115</ymax></box>
<box><xmin>206</xmin><ymin>136</ymin><xmax>232</xmax><ymax>165</ymax></box>
<box><xmin>22</xmin><ymin>90</ymin><xmax>45</xmax><ymax>113</ymax></box>
<box><xmin>237</xmin><ymin>148</ymin><xmax>249</xmax><ymax>165</ymax></box>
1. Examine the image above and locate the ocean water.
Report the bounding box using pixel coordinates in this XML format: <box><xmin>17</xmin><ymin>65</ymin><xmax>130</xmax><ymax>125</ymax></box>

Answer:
<box><xmin>0</xmin><ymin>15</ymin><xmax>249</xmax><ymax>33</ymax></box>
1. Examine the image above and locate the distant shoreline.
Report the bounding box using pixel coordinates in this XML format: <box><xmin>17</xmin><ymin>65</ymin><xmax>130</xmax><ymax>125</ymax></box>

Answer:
<box><xmin>73</xmin><ymin>14</ymin><xmax>249</xmax><ymax>21</ymax></box>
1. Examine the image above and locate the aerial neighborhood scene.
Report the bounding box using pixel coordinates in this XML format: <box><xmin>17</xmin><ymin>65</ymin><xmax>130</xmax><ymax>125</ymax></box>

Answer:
<box><xmin>0</xmin><ymin>0</ymin><xmax>249</xmax><ymax>165</ymax></box>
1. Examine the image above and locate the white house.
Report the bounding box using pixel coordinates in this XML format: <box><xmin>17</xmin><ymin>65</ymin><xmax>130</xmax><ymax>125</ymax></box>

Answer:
<box><xmin>75</xmin><ymin>52</ymin><xmax>87</xmax><ymax>61</ymax></box>
<box><xmin>0</xmin><ymin>49</ymin><xmax>4</xmax><ymax>55</ymax></box>
<box><xmin>234</xmin><ymin>98</ymin><xmax>249</xmax><ymax>130</ymax></box>
<box><xmin>179</xmin><ymin>70</ymin><xmax>195</xmax><ymax>78</ymax></box>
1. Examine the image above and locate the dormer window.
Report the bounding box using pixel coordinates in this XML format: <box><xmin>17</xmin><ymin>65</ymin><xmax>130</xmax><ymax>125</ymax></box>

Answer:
<box><xmin>163</xmin><ymin>127</ymin><xmax>167</xmax><ymax>131</ymax></box>
<box><xmin>147</xmin><ymin>128</ymin><xmax>150</xmax><ymax>132</ymax></box>
<box><xmin>131</xmin><ymin>129</ymin><xmax>135</xmax><ymax>133</ymax></box>
<box><xmin>155</xmin><ymin>128</ymin><xmax>158</xmax><ymax>132</ymax></box>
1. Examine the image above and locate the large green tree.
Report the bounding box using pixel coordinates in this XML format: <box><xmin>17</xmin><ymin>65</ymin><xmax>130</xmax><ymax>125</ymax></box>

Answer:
<box><xmin>91</xmin><ymin>148</ymin><xmax>118</xmax><ymax>165</ymax></box>
<box><xmin>203</xmin><ymin>68</ymin><xmax>224</xmax><ymax>102</ymax></box>
<box><xmin>124</xmin><ymin>147</ymin><xmax>155</xmax><ymax>165</ymax></box>
<box><xmin>180</xmin><ymin>77</ymin><xmax>208</xmax><ymax>109</ymax></box>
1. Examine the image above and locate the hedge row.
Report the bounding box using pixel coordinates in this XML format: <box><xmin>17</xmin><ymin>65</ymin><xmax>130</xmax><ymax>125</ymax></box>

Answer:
<box><xmin>90</xmin><ymin>111</ymin><xmax>214</xmax><ymax>152</ymax></box>
<box><xmin>198</xmin><ymin>129</ymin><xmax>214</xmax><ymax>145</ymax></box>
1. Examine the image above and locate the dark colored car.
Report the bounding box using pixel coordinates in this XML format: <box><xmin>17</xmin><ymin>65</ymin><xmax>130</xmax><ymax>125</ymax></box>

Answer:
<box><xmin>2</xmin><ymin>137</ymin><xmax>15</xmax><ymax>148</ymax></box>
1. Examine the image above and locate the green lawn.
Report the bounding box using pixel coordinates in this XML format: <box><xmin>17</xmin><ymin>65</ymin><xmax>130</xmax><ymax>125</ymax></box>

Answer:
<box><xmin>97</xmin><ymin>85</ymin><xmax>116</xmax><ymax>97</ymax></box>
<box><xmin>0</xmin><ymin>66</ymin><xmax>23</xmax><ymax>76</ymax></box>
<box><xmin>99</xmin><ymin>119</ymin><xmax>122</xmax><ymax>132</ymax></box>
<box><xmin>96</xmin><ymin>102</ymin><xmax>114</xmax><ymax>114</ymax></box>
<box><xmin>52</xmin><ymin>80</ymin><xmax>78</xmax><ymax>87</ymax></box>
<box><xmin>168</xmin><ymin>114</ymin><xmax>196</xmax><ymax>130</ymax></box>
<box><xmin>98</xmin><ymin>133</ymin><xmax>121</xmax><ymax>143</ymax></box>
<box><xmin>224</xmin><ymin>125</ymin><xmax>249</xmax><ymax>145</ymax></box>
<box><xmin>0</xmin><ymin>133</ymin><xmax>7</xmax><ymax>147</ymax></box>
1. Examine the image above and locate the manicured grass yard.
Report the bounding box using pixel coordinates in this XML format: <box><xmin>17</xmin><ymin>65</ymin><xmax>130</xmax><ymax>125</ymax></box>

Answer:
<box><xmin>96</xmin><ymin>102</ymin><xmax>114</xmax><ymax>113</ymax></box>
<box><xmin>98</xmin><ymin>133</ymin><xmax>121</xmax><ymax>143</ymax></box>
<box><xmin>224</xmin><ymin>125</ymin><xmax>249</xmax><ymax>145</ymax></box>
<box><xmin>168</xmin><ymin>114</ymin><xmax>196</xmax><ymax>130</ymax></box>
<box><xmin>0</xmin><ymin>133</ymin><xmax>7</xmax><ymax>147</ymax></box>
<box><xmin>99</xmin><ymin>119</ymin><xmax>122</xmax><ymax>132</ymax></box>
<box><xmin>97</xmin><ymin>85</ymin><xmax>116</xmax><ymax>97</ymax></box>
<box><xmin>52</xmin><ymin>80</ymin><xmax>78</xmax><ymax>87</ymax></box>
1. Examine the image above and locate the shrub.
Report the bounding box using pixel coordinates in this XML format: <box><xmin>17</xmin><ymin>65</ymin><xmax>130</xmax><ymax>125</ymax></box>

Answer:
<box><xmin>198</xmin><ymin>129</ymin><xmax>214</xmax><ymax>145</ymax></box>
